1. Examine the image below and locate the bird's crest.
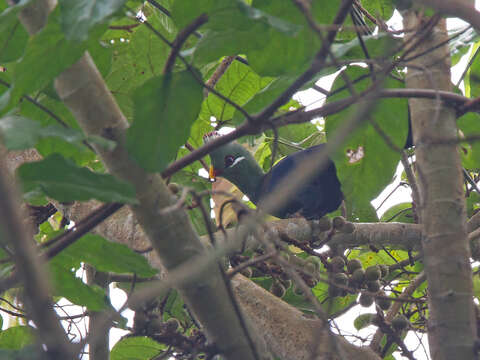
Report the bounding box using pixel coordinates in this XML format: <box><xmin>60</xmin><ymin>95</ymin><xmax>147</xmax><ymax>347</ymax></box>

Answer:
<box><xmin>202</xmin><ymin>131</ymin><xmax>221</xmax><ymax>144</ymax></box>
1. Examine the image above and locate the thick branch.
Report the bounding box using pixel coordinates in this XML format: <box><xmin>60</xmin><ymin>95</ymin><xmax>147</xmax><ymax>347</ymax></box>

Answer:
<box><xmin>0</xmin><ymin>146</ymin><xmax>74</xmax><ymax>357</ymax></box>
<box><xmin>54</xmin><ymin>55</ymin><xmax>261</xmax><ymax>359</ymax></box>
<box><xmin>231</xmin><ymin>274</ymin><xmax>381</xmax><ymax>360</ymax></box>
<box><xmin>403</xmin><ymin>12</ymin><xmax>477</xmax><ymax>360</ymax></box>
<box><xmin>15</xmin><ymin>4</ymin><xmax>262</xmax><ymax>360</ymax></box>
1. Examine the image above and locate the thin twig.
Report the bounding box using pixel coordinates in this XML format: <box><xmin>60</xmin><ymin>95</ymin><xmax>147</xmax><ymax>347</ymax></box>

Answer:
<box><xmin>163</xmin><ymin>14</ymin><xmax>208</xmax><ymax>74</ymax></box>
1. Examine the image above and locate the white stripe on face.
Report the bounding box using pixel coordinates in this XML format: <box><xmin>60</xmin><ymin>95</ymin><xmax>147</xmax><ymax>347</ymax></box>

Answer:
<box><xmin>230</xmin><ymin>156</ymin><xmax>245</xmax><ymax>168</ymax></box>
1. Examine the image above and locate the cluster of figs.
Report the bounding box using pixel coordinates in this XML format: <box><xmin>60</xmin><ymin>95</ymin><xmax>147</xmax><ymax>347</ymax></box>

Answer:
<box><xmin>328</xmin><ymin>256</ymin><xmax>392</xmax><ymax>310</ymax></box>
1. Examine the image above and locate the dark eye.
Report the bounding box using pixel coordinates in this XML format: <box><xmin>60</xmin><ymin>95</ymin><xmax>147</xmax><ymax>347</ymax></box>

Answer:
<box><xmin>224</xmin><ymin>155</ymin><xmax>235</xmax><ymax>168</ymax></box>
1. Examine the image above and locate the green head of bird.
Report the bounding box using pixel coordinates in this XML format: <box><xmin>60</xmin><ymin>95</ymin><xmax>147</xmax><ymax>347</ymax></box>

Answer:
<box><xmin>203</xmin><ymin>131</ymin><xmax>264</xmax><ymax>201</ymax></box>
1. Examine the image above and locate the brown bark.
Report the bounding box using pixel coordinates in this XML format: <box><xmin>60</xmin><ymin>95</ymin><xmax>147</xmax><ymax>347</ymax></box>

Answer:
<box><xmin>403</xmin><ymin>13</ymin><xmax>477</xmax><ymax>360</ymax></box>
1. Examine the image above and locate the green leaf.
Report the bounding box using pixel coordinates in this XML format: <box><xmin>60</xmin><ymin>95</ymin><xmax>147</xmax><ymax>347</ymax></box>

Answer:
<box><xmin>362</xmin><ymin>0</ymin><xmax>395</xmax><ymax>21</ymax></box>
<box><xmin>172</xmin><ymin>0</ymin><xmax>299</xmax><ymax>35</ymax></box>
<box><xmin>0</xmin><ymin>326</ymin><xmax>34</xmax><ymax>350</ymax></box>
<box><xmin>332</xmin><ymin>34</ymin><xmax>402</xmax><ymax>61</ymax></box>
<box><xmin>49</xmin><ymin>260</ymin><xmax>110</xmax><ymax>311</ymax></box>
<box><xmin>17</xmin><ymin>154</ymin><xmax>137</xmax><ymax>203</ymax></box>
<box><xmin>254</xmin><ymin>141</ymin><xmax>273</xmax><ymax>171</ymax></box>
<box><xmin>162</xmin><ymin>290</ymin><xmax>191</xmax><ymax>324</ymax></box>
<box><xmin>58</xmin><ymin>0</ymin><xmax>128</xmax><ymax>41</ymax></box>
<box><xmin>466</xmin><ymin>191</ymin><xmax>480</xmax><ymax>218</ymax></box>
<box><xmin>465</xmin><ymin>41</ymin><xmax>480</xmax><ymax>98</ymax></box>
<box><xmin>312</xmin><ymin>281</ymin><xmax>358</xmax><ymax>317</ymax></box>
<box><xmin>170</xmin><ymin>153</ymin><xmax>214</xmax><ymax>236</ymax></box>
<box><xmin>110</xmin><ymin>337</ymin><xmax>165</xmax><ymax>360</ymax></box>
<box><xmin>232</xmin><ymin>76</ymin><xmax>294</xmax><ymax>123</ymax></box>
<box><xmin>380</xmin><ymin>202</ymin><xmax>413</xmax><ymax>223</ymax></box>
<box><xmin>127</xmin><ymin>70</ymin><xmax>203</xmax><ymax>172</ymax></box>
<box><xmin>201</xmin><ymin>61</ymin><xmax>272</xmax><ymax>124</ymax></box>
<box><xmin>56</xmin><ymin>234</ymin><xmax>157</xmax><ymax>277</ymax></box>
<box><xmin>265</xmin><ymin>122</ymin><xmax>325</xmax><ymax>157</ymax></box>
<box><xmin>0</xmin><ymin>15</ymin><xmax>28</xmax><ymax>63</ymax></box>
<box><xmin>449</xmin><ymin>26</ymin><xmax>479</xmax><ymax>67</ymax></box>
<box><xmin>179</xmin><ymin>0</ymin><xmax>318</xmax><ymax>76</ymax></box>
<box><xmin>325</xmin><ymin>66</ymin><xmax>408</xmax><ymax>221</ymax></box>
<box><xmin>18</xmin><ymin>95</ymin><xmax>98</xmax><ymax>166</ymax></box>
<box><xmin>102</xmin><ymin>3</ymin><xmax>174</xmax><ymax>122</ymax></box>
<box><xmin>8</xmin><ymin>7</ymin><xmax>88</xmax><ymax>108</ymax></box>
<box><xmin>354</xmin><ymin>313</ymin><xmax>376</xmax><ymax>330</ymax></box>
<box><xmin>458</xmin><ymin>113</ymin><xmax>480</xmax><ymax>170</ymax></box>
<box><xmin>348</xmin><ymin>249</ymin><xmax>411</xmax><ymax>269</ymax></box>
<box><xmin>88</xmin><ymin>39</ymin><xmax>114</xmax><ymax>78</ymax></box>
<box><xmin>0</xmin><ymin>346</ymin><xmax>42</xmax><ymax>360</ymax></box>
<box><xmin>0</xmin><ymin>115</ymin><xmax>115</xmax><ymax>150</ymax></box>
<box><xmin>0</xmin><ymin>0</ymin><xmax>31</xmax><ymax>35</ymax></box>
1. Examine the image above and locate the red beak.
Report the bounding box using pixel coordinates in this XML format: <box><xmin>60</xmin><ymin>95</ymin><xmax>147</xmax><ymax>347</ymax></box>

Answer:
<box><xmin>209</xmin><ymin>165</ymin><xmax>218</xmax><ymax>182</ymax></box>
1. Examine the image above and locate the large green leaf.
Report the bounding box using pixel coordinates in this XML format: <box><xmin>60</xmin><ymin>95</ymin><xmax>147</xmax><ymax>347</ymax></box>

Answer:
<box><xmin>0</xmin><ymin>14</ymin><xmax>28</xmax><ymax>63</ymax></box>
<box><xmin>450</xmin><ymin>26</ymin><xmax>479</xmax><ymax>67</ymax></box>
<box><xmin>88</xmin><ymin>39</ymin><xmax>114</xmax><ymax>78</ymax></box>
<box><xmin>18</xmin><ymin>97</ymin><xmax>98</xmax><ymax>167</ymax></box>
<box><xmin>49</xmin><ymin>259</ymin><xmax>110</xmax><ymax>311</ymax></box>
<box><xmin>127</xmin><ymin>70</ymin><xmax>203</xmax><ymax>172</ymax></box>
<box><xmin>458</xmin><ymin>112</ymin><xmax>480</xmax><ymax>170</ymax></box>
<box><xmin>201</xmin><ymin>61</ymin><xmax>272</xmax><ymax>124</ymax></box>
<box><xmin>55</xmin><ymin>234</ymin><xmax>157</xmax><ymax>277</ymax></box>
<box><xmin>325</xmin><ymin>66</ymin><xmax>408</xmax><ymax>221</ymax></box>
<box><xmin>162</xmin><ymin>290</ymin><xmax>191</xmax><ymax>324</ymax></box>
<box><xmin>172</xmin><ymin>0</ymin><xmax>299</xmax><ymax>35</ymax></box>
<box><xmin>7</xmin><ymin>7</ymin><xmax>89</xmax><ymax>109</ymax></box>
<box><xmin>312</xmin><ymin>281</ymin><xmax>358</xmax><ymax>317</ymax></box>
<box><xmin>380</xmin><ymin>202</ymin><xmax>414</xmax><ymax>223</ymax></box>
<box><xmin>175</xmin><ymin>0</ymin><xmax>321</xmax><ymax>76</ymax></box>
<box><xmin>264</xmin><ymin>122</ymin><xmax>325</xmax><ymax>158</ymax></box>
<box><xmin>58</xmin><ymin>0</ymin><xmax>128</xmax><ymax>41</ymax></box>
<box><xmin>0</xmin><ymin>326</ymin><xmax>34</xmax><ymax>350</ymax></box>
<box><xmin>110</xmin><ymin>337</ymin><xmax>165</xmax><ymax>360</ymax></box>
<box><xmin>362</xmin><ymin>0</ymin><xmax>395</xmax><ymax>21</ymax></box>
<box><xmin>465</xmin><ymin>41</ymin><xmax>480</xmax><ymax>98</ymax></box>
<box><xmin>332</xmin><ymin>34</ymin><xmax>402</xmax><ymax>62</ymax></box>
<box><xmin>354</xmin><ymin>313</ymin><xmax>376</xmax><ymax>330</ymax></box>
<box><xmin>232</xmin><ymin>76</ymin><xmax>296</xmax><ymax>123</ymax></box>
<box><xmin>170</xmin><ymin>150</ymin><xmax>214</xmax><ymax>236</ymax></box>
<box><xmin>0</xmin><ymin>115</ymin><xmax>114</xmax><ymax>150</ymax></box>
<box><xmin>0</xmin><ymin>0</ymin><xmax>31</xmax><ymax>35</ymax></box>
<box><xmin>17</xmin><ymin>154</ymin><xmax>137</xmax><ymax>203</ymax></box>
<box><xmin>103</xmin><ymin>4</ymin><xmax>173</xmax><ymax>122</ymax></box>
<box><xmin>0</xmin><ymin>346</ymin><xmax>42</xmax><ymax>360</ymax></box>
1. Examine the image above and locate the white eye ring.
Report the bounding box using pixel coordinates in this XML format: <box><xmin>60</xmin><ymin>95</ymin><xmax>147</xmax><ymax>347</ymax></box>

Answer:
<box><xmin>230</xmin><ymin>156</ymin><xmax>245</xmax><ymax>168</ymax></box>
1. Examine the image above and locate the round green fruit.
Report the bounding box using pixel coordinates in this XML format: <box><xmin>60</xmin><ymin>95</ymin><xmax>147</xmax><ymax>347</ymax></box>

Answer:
<box><xmin>164</xmin><ymin>318</ymin><xmax>180</xmax><ymax>332</ymax></box>
<box><xmin>340</xmin><ymin>222</ymin><xmax>355</xmax><ymax>234</ymax></box>
<box><xmin>330</xmin><ymin>256</ymin><xmax>345</xmax><ymax>272</ymax></box>
<box><xmin>359</xmin><ymin>292</ymin><xmax>374</xmax><ymax>307</ymax></box>
<box><xmin>351</xmin><ymin>268</ymin><xmax>366</xmax><ymax>284</ymax></box>
<box><xmin>333</xmin><ymin>272</ymin><xmax>348</xmax><ymax>286</ymax></box>
<box><xmin>376</xmin><ymin>292</ymin><xmax>391</xmax><ymax>310</ymax></box>
<box><xmin>239</xmin><ymin>267</ymin><xmax>253</xmax><ymax>278</ymax></box>
<box><xmin>270</xmin><ymin>282</ymin><xmax>286</xmax><ymax>298</ymax></box>
<box><xmin>365</xmin><ymin>265</ymin><xmax>381</xmax><ymax>281</ymax></box>
<box><xmin>347</xmin><ymin>259</ymin><xmax>363</xmax><ymax>274</ymax></box>
<box><xmin>392</xmin><ymin>315</ymin><xmax>409</xmax><ymax>331</ymax></box>
<box><xmin>332</xmin><ymin>216</ymin><xmax>346</xmax><ymax>229</ymax></box>
<box><xmin>367</xmin><ymin>280</ymin><xmax>381</xmax><ymax>293</ymax></box>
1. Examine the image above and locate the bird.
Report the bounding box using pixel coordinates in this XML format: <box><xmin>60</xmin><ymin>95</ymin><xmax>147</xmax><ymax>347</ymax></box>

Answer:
<box><xmin>203</xmin><ymin>131</ymin><xmax>343</xmax><ymax>219</ymax></box>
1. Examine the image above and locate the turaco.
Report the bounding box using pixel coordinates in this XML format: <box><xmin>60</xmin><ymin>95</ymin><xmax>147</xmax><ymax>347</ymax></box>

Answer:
<box><xmin>203</xmin><ymin>131</ymin><xmax>343</xmax><ymax>219</ymax></box>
